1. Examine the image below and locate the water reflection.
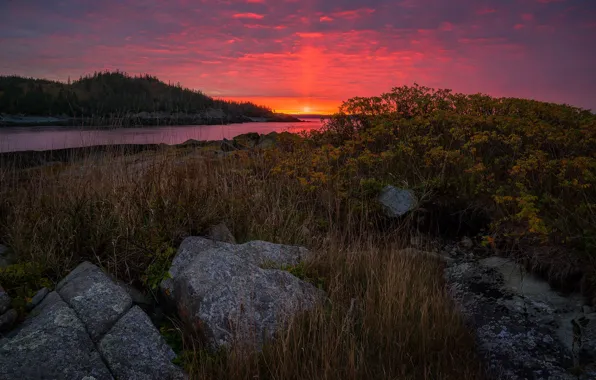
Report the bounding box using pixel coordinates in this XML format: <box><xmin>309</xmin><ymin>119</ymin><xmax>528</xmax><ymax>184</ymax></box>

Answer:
<box><xmin>0</xmin><ymin>118</ymin><xmax>324</xmax><ymax>153</ymax></box>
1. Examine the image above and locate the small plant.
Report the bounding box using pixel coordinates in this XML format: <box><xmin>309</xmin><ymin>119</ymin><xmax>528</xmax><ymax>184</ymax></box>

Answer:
<box><xmin>142</xmin><ymin>246</ymin><xmax>176</xmax><ymax>290</ymax></box>
<box><xmin>0</xmin><ymin>262</ymin><xmax>52</xmax><ymax>313</ymax></box>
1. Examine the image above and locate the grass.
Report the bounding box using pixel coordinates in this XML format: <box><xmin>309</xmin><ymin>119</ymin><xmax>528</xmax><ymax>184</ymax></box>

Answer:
<box><xmin>2</xmin><ymin>85</ymin><xmax>593</xmax><ymax>378</ymax></box>
<box><xmin>0</xmin><ymin>142</ymin><xmax>484</xmax><ymax>379</ymax></box>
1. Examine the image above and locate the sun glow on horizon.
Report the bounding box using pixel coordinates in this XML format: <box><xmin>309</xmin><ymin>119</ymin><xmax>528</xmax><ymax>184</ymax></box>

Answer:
<box><xmin>222</xmin><ymin>96</ymin><xmax>340</xmax><ymax>115</ymax></box>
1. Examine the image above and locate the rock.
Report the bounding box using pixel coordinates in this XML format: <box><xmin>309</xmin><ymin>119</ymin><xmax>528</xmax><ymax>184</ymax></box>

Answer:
<box><xmin>161</xmin><ymin>237</ymin><xmax>310</xmax><ymax>302</ymax></box>
<box><xmin>0</xmin><ymin>286</ymin><xmax>10</xmax><ymax>315</ymax></box>
<box><xmin>161</xmin><ymin>237</ymin><xmax>233</xmax><ymax>302</ymax></box>
<box><xmin>221</xmin><ymin>139</ymin><xmax>237</xmax><ymax>152</ymax></box>
<box><xmin>174</xmin><ymin>249</ymin><xmax>324</xmax><ymax>350</ymax></box>
<box><xmin>181</xmin><ymin>139</ymin><xmax>202</xmax><ymax>147</ymax></box>
<box><xmin>25</xmin><ymin>287</ymin><xmax>49</xmax><ymax>311</ymax></box>
<box><xmin>460</xmin><ymin>236</ymin><xmax>474</xmax><ymax>249</ymax></box>
<box><xmin>56</xmin><ymin>261</ymin><xmax>132</xmax><ymax>341</ymax></box>
<box><xmin>579</xmin><ymin>313</ymin><xmax>596</xmax><ymax>362</ymax></box>
<box><xmin>0</xmin><ymin>309</ymin><xmax>17</xmax><ymax>332</ymax></box>
<box><xmin>99</xmin><ymin>306</ymin><xmax>186</xmax><ymax>380</ymax></box>
<box><xmin>377</xmin><ymin>185</ymin><xmax>417</xmax><ymax>217</ymax></box>
<box><xmin>0</xmin><ymin>292</ymin><xmax>113</xmax><ymax>379</ymax></box>
<box><xmin>256</xmin><ymin>132</ymin><xmax>278</xmax><ymax>149</ymax></box>
<box><xmin>208</xmin><ymin>222</ymin><xmax>236</xmax><ymax>244</ymax></box>
<box><xmin>233</xmin><ymin>133</ymin><xmax>260</xmax><ymax>149</ymax></box>
<box><xmin>445</xmin><ymin>257</ymin><xmax>588</xmax><ymax>380</ymax></box>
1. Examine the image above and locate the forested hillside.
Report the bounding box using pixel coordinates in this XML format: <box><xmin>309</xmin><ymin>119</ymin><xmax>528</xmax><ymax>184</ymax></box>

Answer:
<box><xmin>0</xmin><ymin>71</ymin><xmax>283</xmax><ymax>122</ymax></box>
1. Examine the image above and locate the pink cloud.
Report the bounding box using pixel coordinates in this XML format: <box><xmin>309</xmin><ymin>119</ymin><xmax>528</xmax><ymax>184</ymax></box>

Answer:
<box><xmin>320</xmin><ymin>16</ymin><xmax>333</xmax><ymax>22</ymax></box>
<box><xmin>232</xmin><ymin>13</ymin><xmax>264</xmax><ymax>19</ymax></box>
<box><xmin>296</xmin><ymin>32</ymin><xmax>324</xmax><ymax>38</ymax></box>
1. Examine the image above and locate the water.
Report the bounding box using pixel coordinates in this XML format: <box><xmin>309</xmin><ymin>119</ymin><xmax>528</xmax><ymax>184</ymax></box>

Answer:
<box><xmin>0</xmin><ymin>118</ymin><xmax>325</xmax><ymax>153</ymax></box>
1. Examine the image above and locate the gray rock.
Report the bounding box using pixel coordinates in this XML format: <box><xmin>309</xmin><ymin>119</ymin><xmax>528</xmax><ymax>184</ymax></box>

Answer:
<box><xmin>0</xmin><ymin>292</ymin><xmax>113</xmax><ymax>380</ymax></box>
<box><xmin>0</xmin><ymin>286</ymin><xmax>10</xmax><ymax>315</ymax></box>
<box><xmin>445</xmin><ymin>257</ymin><xmax>586</xmax><ymax>380</ymax></box>
<box><xmin>0</xmin><ymin>309</ymin><xmax>17</xmax><ymax>332</ymax></box>
<box><xmin>377</xmin><ymin>185</ymin><xmax>417</xmax><ymax>217</ymax></box>
<box><xmin>57</xmin><ymin>261</ymin><xmax>132</xmax><ymax>341</ymax></box>
<box><xmin>161</xmin><ymin>237</ymin><xmax>310</xmax><ymax>303</ymax></box>
<box><xmin>25</xmin><ymin>287</ymin><xmax>49</xmax><ymax>311</ymax></box>
<box><xmin>99</xmin><ymin>306</ymin><xmax>186</xmax><ymax>380</ymax></box>
<box><xmin>208</xmin><ymin>223</ymin><xmax>236</xmax><ymax>244</ymax></box>
<box><xmin>161</xmin><ymin>237</ymin><xmax>233</xmax><ymax>302</ymax></box>
<box><xmin>174</xmin><ymin>249</ymin><xmax>324</xmax><ymax>350</ymax></box>
<box><xmin>579</xmin><ymin>313</ymin><xmax>596</xmax><ymax>362</ymax></box>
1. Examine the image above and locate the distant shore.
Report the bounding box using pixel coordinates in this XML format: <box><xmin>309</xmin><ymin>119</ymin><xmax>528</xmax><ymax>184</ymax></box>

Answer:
<box><xmin>0</xmin><ymin>113</ymin><xmax>304</xmax><ymax>128</ymax></box>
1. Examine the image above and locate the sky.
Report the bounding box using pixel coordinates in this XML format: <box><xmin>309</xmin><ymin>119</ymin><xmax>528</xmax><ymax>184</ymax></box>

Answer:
<box><xmin>0</xmin><ymin>0</ymin><xmax>595</xmax><ymax>114</ymax></box>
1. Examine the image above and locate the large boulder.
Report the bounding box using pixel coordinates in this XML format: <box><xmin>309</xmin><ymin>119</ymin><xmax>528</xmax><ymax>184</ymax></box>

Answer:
<box><xmin>377</xmin><ymin>185</ymin><xmax>417</xmax><ymax>217</ymax></box>
<box><xmin>162</xmin><ymin>237</ymin><xmax>324</xmax><ymax>350</ymax></box>
<box><xmin>161</xmin><ymin>237</ymin><xmax>310</xmax><ymax>301</ymax></box>
<box><xmin>0</xmin><ymin>292</ymin><xmax>113</xmax><ymax>380</ymax></box>
<box><xmin>445</xmin><ymin>256</ymin><xmax>592</xmax><ymax>380</ymax></box>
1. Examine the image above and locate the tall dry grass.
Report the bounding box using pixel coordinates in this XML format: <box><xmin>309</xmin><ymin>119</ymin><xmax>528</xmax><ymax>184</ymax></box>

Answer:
<box><xmin>0</xmin><ymin>145</ymin><xmax>484</xmax><ymax>379</ymax></box>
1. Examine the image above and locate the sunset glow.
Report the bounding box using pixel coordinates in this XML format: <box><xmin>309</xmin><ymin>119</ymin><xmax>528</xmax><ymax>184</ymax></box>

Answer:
<box><xmin>0</xmin><ymin>0</ymin><xmax>595</xmax><ymax>112</ymax></box>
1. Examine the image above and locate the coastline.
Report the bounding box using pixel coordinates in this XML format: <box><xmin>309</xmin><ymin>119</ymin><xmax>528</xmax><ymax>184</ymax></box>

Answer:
<box><xmin>0</xmin><ymin>114</ymin><xmax>305</xmax><ymax>128</ymax></box>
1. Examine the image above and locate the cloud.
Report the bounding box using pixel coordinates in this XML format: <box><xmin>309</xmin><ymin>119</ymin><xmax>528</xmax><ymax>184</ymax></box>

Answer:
<box><xmin>0</xmin><ymin>0</ymin><xmax>595</xmax><ymax>112</ymax></box>
<box><xmin>233</xmin><ymin>13</ymin><xmax>265</xmax><ymax>19</ymax></box>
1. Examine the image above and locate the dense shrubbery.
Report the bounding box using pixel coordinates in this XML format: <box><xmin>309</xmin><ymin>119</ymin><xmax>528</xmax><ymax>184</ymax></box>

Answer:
<box><xmin>0</xmin><ymin>71</ymin><xmax>274</xmax><ymax>118</ymax></box>
<box><xmin>278</xmin><ymin>85</ymin><xmax>596</xmax><ymax>248</ymax></box>
<box><xmin>264</xmin><ymin>85</ymin><xmax>596</xmax><ymax>295</ymax></box>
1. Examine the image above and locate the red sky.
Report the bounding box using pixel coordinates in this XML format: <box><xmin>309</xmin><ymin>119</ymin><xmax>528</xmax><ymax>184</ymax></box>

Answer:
<box><xmin>0</xmin><ymin>0</ymin><xmax>595</xmax><ymax>114</ymax></box>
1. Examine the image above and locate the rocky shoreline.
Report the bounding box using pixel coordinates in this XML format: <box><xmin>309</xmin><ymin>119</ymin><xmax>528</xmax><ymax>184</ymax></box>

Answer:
<box><xmin>0</xmin><ymin>113</ymin><xmax>302</xmax><ymax>127</ymax></box>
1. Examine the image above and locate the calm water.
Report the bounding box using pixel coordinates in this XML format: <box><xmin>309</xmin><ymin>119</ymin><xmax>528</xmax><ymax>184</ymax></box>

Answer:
<box><xmin>0</xmin><ymin>118</ymin><xmax>324</xmax><ymax>153</ymax></box>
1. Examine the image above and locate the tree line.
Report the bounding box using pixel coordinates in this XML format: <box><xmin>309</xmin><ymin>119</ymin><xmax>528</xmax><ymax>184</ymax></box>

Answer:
<box><xmin>0</xmin><ymin>71</ymin><xmax>274</xmax><ymax>118</ymax></box>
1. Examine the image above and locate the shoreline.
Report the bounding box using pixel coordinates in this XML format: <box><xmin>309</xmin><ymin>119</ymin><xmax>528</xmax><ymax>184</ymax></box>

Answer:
<box><xmin>0</xmin><ymin>119</ymin><xmax>305</xmax><ymax>128</ymax></box>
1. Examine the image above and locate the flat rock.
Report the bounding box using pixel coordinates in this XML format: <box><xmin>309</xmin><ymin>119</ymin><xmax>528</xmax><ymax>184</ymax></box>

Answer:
<box><xmin>172</xmin><ymin>247</ymin><xmax>324</xmax><ymax>350</ymax></box>
<box><xmin>0</xmin><ymin>286</ymin><xmax>10</xmax><ymax>315</ymax></box>
<box><xmin>377</xmin><ymin>185</ymin><xmax>417</xmax><ymax>217</ymax></box>
<box><xmin>0</xmin><ymin>291</ymin><xmax>113</xmax><ymax>380</ymax></box>
<box><xmin>445</xmin><ymin>257</ymin><xmax>588</xmax><ymax>380</ymax></box>
<box><xmin>99</xmin><ymin>306</ymin><xmax>186</xmax><ymax>380</ymax></box>
<box><xmin>57</xmin><ymin>261</ymin><xmax>132</xmax><ymax>341</ymax></box>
